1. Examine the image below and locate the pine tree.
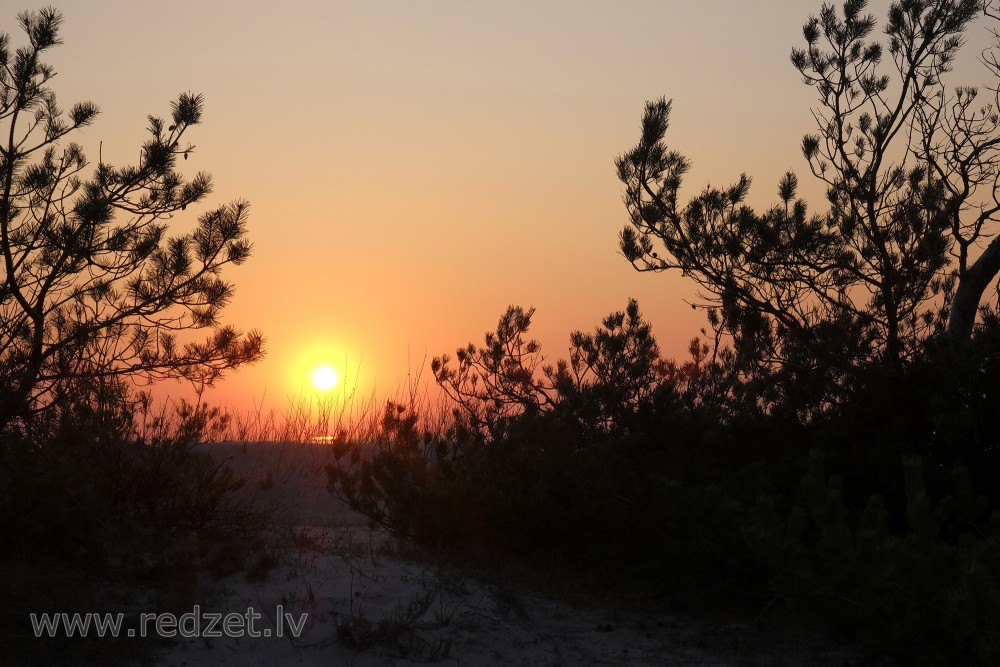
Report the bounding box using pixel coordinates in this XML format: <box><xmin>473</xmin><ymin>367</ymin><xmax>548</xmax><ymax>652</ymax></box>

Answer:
<box><xmin>0</xmin><ymin>8</ymin><xmax>263</xmax><ymax>430</ymax></box>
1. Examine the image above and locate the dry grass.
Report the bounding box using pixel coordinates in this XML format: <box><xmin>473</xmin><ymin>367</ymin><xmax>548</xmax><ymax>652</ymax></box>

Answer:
<box><xmin>186</xmin><ymin>361</ymin><xmax>455</xmax><ymax>447</ymax></box>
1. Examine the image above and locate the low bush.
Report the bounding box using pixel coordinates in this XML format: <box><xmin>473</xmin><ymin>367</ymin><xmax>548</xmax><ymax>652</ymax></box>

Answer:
<box><xmin>328</xmin><ymin>305</ymin><xmax>1000</xmax><ymax>665</ymax></box>
<box><xmin>0</xmin><ymin>380</ymin><xmax>268</xmax><ymax>665</ymax></box>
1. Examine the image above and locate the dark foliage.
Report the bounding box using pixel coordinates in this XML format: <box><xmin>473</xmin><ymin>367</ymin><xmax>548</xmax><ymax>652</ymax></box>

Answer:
<box><xmin>330</xmin><ymin>301</ymin><xmax>1000</xmax><ymax>664</ymax></box>
<box><xmin>0</xmin><ymin>377</ymin><xmax>268</xmax><ymax>666</ymax></box>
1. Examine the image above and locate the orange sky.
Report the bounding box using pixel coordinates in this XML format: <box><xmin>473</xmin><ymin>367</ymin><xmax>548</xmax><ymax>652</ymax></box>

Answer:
<box><xmin>30</xmin><ymin>0</ymin><xmax>998</xmax><ymax>413</ymax></box>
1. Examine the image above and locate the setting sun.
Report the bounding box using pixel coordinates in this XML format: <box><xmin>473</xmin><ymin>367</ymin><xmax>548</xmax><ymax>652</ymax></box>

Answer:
<box><xmin>311</xmin><ymin>365</ymin><xmax>338</xmax><ymax>392</ymax></box>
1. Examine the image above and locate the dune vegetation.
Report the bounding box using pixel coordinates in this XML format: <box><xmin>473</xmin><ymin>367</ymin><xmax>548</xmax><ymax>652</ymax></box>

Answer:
<box><xmin>4</xmin><ymin>2</ymin><xmax>1000</xmax><ymax>666</ymax></box>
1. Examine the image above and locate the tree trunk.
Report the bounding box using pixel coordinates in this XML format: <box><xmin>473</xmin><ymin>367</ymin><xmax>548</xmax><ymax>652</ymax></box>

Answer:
<box><xmin>949</xmin><ymin>236</ymin><xmax>1000</xmax><ymax>341</ymax></box>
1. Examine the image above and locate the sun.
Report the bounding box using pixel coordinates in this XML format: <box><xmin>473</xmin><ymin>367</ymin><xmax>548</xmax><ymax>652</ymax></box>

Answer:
<box><xmin>311</xmin><ymin>365</ymin><xmax>338</xmax><ymax>391</ymax></box>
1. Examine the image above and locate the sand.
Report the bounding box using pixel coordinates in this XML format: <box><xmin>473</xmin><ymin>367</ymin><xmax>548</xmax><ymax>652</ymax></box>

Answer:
<box><xmin>152</xmin><ymin>442</ymin><xmax>857</xmax><ymax>667</ymax></box>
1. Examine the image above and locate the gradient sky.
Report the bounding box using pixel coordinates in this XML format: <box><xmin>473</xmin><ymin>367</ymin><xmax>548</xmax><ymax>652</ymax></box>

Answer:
<box><xmin>24</xmin><ymin>0</ymin><xmax>998</xmax><ymax>412</ymax></box>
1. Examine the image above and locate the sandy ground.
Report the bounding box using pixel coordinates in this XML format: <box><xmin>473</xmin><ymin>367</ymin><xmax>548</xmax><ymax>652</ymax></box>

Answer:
<box><xmin>154</xmin><ymin>442</ymin><xmax>858</xmax><ymax>667</ymax></box>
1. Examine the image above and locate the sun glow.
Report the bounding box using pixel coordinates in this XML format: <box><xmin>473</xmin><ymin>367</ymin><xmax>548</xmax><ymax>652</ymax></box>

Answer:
<box><xmin>311</xmin><ymin>365</ymin><xmax>339</xmax><ymax>392</ymax></box>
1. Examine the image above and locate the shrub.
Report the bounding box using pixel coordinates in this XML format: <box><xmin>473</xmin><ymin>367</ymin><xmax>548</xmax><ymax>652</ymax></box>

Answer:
<box><xmin>0</xmin><ymin>378</ymin><xmax>265</xmax><ymax>567</ymax></box>
<box><xmin>745</xmin><ymin>451</ymin><xmax>1000</xmax><ymax>666</ymax></box>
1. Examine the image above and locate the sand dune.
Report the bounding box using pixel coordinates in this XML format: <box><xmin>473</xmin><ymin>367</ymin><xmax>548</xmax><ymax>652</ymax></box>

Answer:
<box><xmin>155</xmin><ymin>442</ymin><xmax>856</xmax><ymax>667</ymax></box>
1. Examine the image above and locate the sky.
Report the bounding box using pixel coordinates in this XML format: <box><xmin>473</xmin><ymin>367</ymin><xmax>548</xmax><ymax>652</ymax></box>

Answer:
<box><xmin>18</xmin><ymin>0</ymin><xmax>999</xmax><ymax>414</ymax></box>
